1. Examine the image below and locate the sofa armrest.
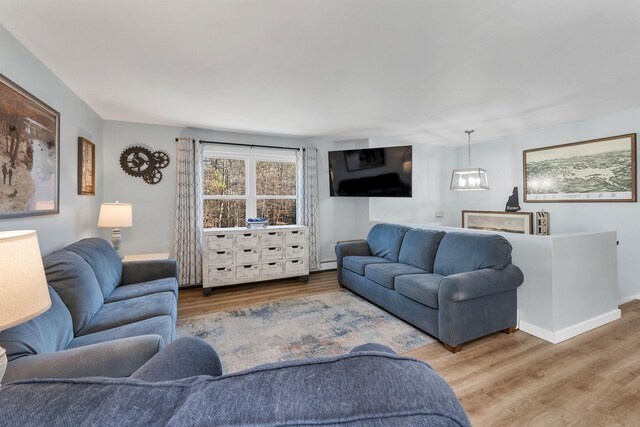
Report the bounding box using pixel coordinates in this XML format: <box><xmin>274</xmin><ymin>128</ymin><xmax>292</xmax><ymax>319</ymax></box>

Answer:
<box><xmin>130</xmin><ymin>337</ymin><xmax>222</xmax><ymax>382</ymax></box>
<box><xmin>335</xmin><ymin>240</ymin><xmax>371</xmax><ymax>284</ymax></box>
<box><xmin>121</xmin><ymin>259</ymin><xmax>179</xmax><ymax>285</ymax></box>
<box><xmin>439</xmin><ymin>264</ymin><xmax>524</xmax><ymax>303</ymax></box>
<box><xmin>2</xmin><ymin>335</ymin><xmax>164</xmax><ymax>385</ymax></box>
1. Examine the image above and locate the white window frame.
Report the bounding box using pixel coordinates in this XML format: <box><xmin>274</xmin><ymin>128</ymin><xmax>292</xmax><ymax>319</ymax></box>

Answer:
<box><xmin>202</xmin><ymin>145</ymin><xmax>297</xmax><ymax>228</ymax></box>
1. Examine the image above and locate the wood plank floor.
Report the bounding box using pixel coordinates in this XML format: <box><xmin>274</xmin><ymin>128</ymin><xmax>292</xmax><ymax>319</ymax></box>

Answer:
<box><xmin>178</xmin><ymin>271</ymin><xmax>640</xmax><ymax>426</ymax></box>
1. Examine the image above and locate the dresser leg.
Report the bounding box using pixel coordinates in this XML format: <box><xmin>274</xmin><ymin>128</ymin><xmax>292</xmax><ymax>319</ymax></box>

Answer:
<box><xmin>202</xmin><ymin>287</ymin><xmax>212</xmax><ymax>297</ymax></box>
<box><xmin>301</xmin><ymin>275</ymin><xmax>309</xmax><ymax>283</ymax></box>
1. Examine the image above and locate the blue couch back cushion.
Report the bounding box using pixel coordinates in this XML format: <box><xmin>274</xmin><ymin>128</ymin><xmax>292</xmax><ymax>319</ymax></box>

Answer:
<box><xmin>434</xmin><ymin>232</ymin><xmax>513</xmax><ymax>276</ymax></box>
<box><xmin>398</xmin><ymin>228</ymin><xmax>446</xmax><ymax>272</ymax></box>
<box><xmin>0</xmin><ymin>286</ymin><xmax>73</xmax><ymax>362</ymax></box>
<box><xmin>43</xmin><ymin>250</ymin><xmax>104</xmax><ymax>335</ymax></box>
<box><xmin>367</xmin><ymin>224</ymin><xmax>410</xmax><ymax>262</ymax></box>
<box><xmin>66</xmin><ymin>238</ymin><xmax>122</xmax><ymax>299</ymax></box>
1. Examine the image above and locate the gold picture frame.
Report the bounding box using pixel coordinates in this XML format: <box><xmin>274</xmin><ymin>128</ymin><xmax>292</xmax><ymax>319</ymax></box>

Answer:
<box><xmin>78</xmin><ymin>137</ymin><xmax>95</xmax><ymax>196</ymax></box>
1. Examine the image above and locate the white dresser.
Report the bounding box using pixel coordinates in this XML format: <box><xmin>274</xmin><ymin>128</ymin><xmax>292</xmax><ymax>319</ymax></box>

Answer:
<box><xmin>202</xmin><ymin>225</ymin><xmax>309</xmax><ymax>296</ymax></box>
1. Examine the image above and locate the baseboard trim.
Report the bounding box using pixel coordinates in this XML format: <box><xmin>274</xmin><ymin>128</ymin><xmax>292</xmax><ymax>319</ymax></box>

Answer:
<box><xmin>618</xmin><ymin>293</ymin><xmax>640</xmax><ymax>305</ymax></box>
<box><xmin>520</xmin><ymin>309</ymin><xmax>621</xmax><ymax>344</ymax></box>
<box><xmin>319</xmin><ymin>261</ymin><xmax>337</xmax><ymax>270</ymax></box>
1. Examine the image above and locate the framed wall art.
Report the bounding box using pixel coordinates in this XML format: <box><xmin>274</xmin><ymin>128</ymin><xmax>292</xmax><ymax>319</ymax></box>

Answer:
<box><xmin>462</xmin><ymin>210</ymin><xmax>533</xmax><ymax>235</ymax></box>
<box><xmin>78</xmin><ymin>137</ymin><xmax>95</xmax><ymax>196</ymax></box>
<box><xmin>523</xmin><ymin>134</ymin><xmax>636</xmax><ymax>203</ymax></box>
<box><xmin>0</xmin><ymin>73</ymin><xmax>60</xmax><ymax>218</ymax></box>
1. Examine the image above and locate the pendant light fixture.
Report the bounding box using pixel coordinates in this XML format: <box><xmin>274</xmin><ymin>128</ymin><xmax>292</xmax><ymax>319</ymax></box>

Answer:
<box><xmin>449</xmin><ymin>130</ymin><xmax>489</xmax><ymax>191</ymax></box>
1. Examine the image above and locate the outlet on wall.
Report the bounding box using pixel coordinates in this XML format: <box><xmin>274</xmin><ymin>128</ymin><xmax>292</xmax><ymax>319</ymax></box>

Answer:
<box><xmin>329</xmin><ymin>244</ymin><xmax>336</xmax><ymax>252</ymax></box>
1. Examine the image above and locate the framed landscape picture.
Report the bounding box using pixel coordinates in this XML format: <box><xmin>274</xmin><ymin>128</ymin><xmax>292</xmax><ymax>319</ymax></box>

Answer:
<box><xmin>78</xmin><ymin>137</ymin><xmax>95</xmax><ymax>196</ymax></box>
<box><xmin>523</xmin><ymin>134</ymin><xmax>636</xmax><ymax>202</ymax></box>
<box><xmin>0</xmin><ymin>73</ymin><xmax>59</xmax><ymax>218</ymax></box>
<box><xmin>462</xmin><ymin>210</ymin><xmax>533</xmax><ymax>235</ymax></box>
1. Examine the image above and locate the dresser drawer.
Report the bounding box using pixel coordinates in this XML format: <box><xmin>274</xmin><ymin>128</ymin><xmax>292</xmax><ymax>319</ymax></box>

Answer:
<box><xmin>285</xmin><ymin>259</ymin><xmax>306</xmax><ymax>274</ymax></box>
<box><xmin>285</xmin><ymin>229</ymin><xmax>306</xmax><ymax>244</ymax></box>
<box><xmin>261</xmin><ymin>261</ymin><xmax>283</xmax><ymax>276</ymax></box>
<box><xmin>208</xmin><ymin>249</ymin><xmax>233</xmax><ymax>266</ymax></box>
<box><xmin>261</xmin><ymin>231</ymin><xmax>284</xmax><ymax>246</ymax></box>
<box><xmin>236</xmin><ymin>264</ymin><xmax>260</xmax><ymax>279</ymax></box>
<box><xmin>236</xmin><ymin>232</ymin><xmax>260</xmax><ymax>248</ymax></box>
<box><xmin>261</xmin><ymin>246</ymin><xmax>283</xmax><ymax>261</ymax></box>
<box><xmin>208</xmin><ymin>266</ymin><xmax>234</xmax><ymax>282</ymax></box>
<box><xmin>207</xmin><ymin>234</ymin><xmax>235</xmax><ymax>250</ymax></box>
<box><xmin>236</xmin><ymin>248</ymin><xmax>259</xmax><ymax>264</ymax></box>
<box><xmin>285</xmin><ymin>244</ymin><xmax>306</xmax><ymax>259</ymax></box>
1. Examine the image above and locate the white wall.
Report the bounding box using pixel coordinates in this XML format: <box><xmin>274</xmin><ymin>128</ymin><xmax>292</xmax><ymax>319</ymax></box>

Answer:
<box><xmin>0</xmin><ymin>25</ymin><xmax>103</xmax><ymax>254</ymax></box>
<box><xmin>368</xmin><ymin>138</ymin><xmax>458</xmax><ymax>226</ymax></box>
<box><xmin>446</xmin><ymin>107</ymin><xmax>640</xmax><ymax>301</ymax></box>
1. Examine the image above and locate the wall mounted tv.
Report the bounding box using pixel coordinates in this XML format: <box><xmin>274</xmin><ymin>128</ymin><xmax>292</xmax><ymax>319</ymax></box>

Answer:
<box><xmin>329</xmin><ymin>145</ymin><xmax>412</xmax><ymax>197</ymax></box>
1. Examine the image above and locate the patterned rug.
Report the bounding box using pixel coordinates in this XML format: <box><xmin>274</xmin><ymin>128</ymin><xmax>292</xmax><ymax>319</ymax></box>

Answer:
<box><xmin>177</xmin><ymin>290</ymin><xmax>435</xmax><ymax>373</ymax></box>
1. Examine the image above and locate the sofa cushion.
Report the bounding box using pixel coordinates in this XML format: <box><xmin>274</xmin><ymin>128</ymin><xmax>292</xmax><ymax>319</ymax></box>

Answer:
<box><xmin>342</xmin><ymin>256</ymin><xmax>393</xmax><ymax>276</ymax></box>
<box><xmin>0</xmin><ymin>287</ymin><xmax>73</xmax><ymax>362</ymax></box>
<box><xmin>68</xmin><ymin>316</ymin><xmax>174</xmax><ymax>349</ymax></box>
<box><xmin>364</xmin><ymin>263</ymin><xmax>427</xmax><ymax>289</ymax></box>
<box><xmin>434</xmin><ymin>232</ymin><xmax>513</xmax><ymax>276</ymax></box>
<box><xmin>43</xmin><ymin>250</ymin><xmax>104</xmax><ymax>334</ymax></box>
<box><xmin>65</xmin><ymin>238</ymin><xmax>122</xmax><ymax>299</ymax></box>
<box><xmin>104</xmin><ymin>277</ymin><xmax>178</xmax><ymax>303</ymax></box>
<box><xmin>395</xmin><ymin>274</ymin><xmax>445</xmax><ymax>309</ymax></box>
<box><xmin>78</xmin><ymin>293</ymin><xmax>176</xmax><ymax>336</ymax></box>
<box><xmin>366</xmin><ymin>223</ymin><xmax>410</xmax><ymax>262</ymax></box>
<box><xmin>398</xmin><ymin>229</ymin><xmax>446</xmax><ymax>272</ymax></box>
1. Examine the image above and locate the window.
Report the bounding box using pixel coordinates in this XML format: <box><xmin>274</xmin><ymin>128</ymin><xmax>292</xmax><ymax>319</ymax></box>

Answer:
<box><xmin>202</xmin><ymin>146</ymin><xmax>297</xmax><ymax>228</ymax></box>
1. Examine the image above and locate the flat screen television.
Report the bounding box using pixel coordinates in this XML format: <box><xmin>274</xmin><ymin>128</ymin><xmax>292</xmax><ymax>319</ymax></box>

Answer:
<box><xmin>329</xmin><ymin>145</ymin><xmax>412</xmax><ymax>197</ymax></box>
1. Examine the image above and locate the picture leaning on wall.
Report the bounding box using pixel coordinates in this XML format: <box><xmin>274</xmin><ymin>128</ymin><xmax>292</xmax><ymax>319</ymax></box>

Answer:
<box><xmin>0</xmin><ymin>73</ymin><xmax>60</xmax><ymax>218</ymax></box>
<box><xmin>523</xmin><ymin>133</ymin><xmax>637</xmax><ymax>203</ymax></box>
<box><xmin>462</xmin><ymin>210</ymin><xmax>534</xmax><ymax>235</ymax></box>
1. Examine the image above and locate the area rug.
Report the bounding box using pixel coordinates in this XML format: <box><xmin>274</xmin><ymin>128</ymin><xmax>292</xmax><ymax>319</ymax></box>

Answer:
<box><xmin>177</xmin><ymin>290</ymin><xmax>435</xmax><ymax>373</ymax></box>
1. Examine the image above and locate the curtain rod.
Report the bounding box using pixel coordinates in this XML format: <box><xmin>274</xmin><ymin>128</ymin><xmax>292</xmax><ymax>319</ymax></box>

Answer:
<box><xmin>197</xmin><ymin>139</ymin><xmax>302</xmax><ymax>151</ymax></box>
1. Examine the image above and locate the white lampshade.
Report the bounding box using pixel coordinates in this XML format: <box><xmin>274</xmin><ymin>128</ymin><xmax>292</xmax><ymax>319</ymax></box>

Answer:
<box><xmin>98</xmin><ymin>202</ymin><xmax>133</xmax><ymax>228</ymax></box>
<box><xmin>0</xmin><ymin>230</ymin><xmax>51</xmax><ymax>331</ymax></box>
<box><xmin>449</xmin><ymin>168</ymin><xmax>490</xmax><ymax>191</ymax></box>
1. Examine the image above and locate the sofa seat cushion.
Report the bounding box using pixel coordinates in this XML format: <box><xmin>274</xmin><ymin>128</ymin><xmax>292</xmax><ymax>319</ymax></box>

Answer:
<box><xmin>434</xmin><ymin>232</ymin><xmax>513</xmax><ymax>276</ymax></box>
<box><xmin>43</xmin><ymin>250</ymin><xmax>104</xmax><ymax>334</ymax></box>
<box><xmin>395</xmin><ymin>274</ymin><xmax>445</xmax><ymax>309</ymax></box>
<box><xmin>105</xmin><ymin>278</ymin><xmax>178</xmax><ymax>303</ymax></box>
<box><xmin>366</xmin><ymin>223</ymin><xmax>410</xmax><ymax>262</ymax></box>
<box><xmin>78</xmin><ymin>293</ymin><xmax>176</xmax><ymax>336</ymax></box>
<box><xmin>342</xmin><ymin>256</ymin><xmax>393</xmax><ymax>276</ymax></box>
<box><xmin>398</xmin><ymin>229</ymin><xmax>446</xmax><ymax>272</ymax></box>
<box><xmin>66</xmin><ymin>238</ymin><xmax>123</xmax><ymax>299</ymax></box>
<box><xmin>68</xmin><ymin>316</ymin><xmax>174</xmax><ymax>349</ymax></box>
<box><xmin>364</xmin><ymin>263</ymin><xmax>427</xmax><ymax>289</ymax></box>
<box><xmin>0</xmin><ymin>287</ymin><xmax>74</xmax><ymax>362</ymax></box>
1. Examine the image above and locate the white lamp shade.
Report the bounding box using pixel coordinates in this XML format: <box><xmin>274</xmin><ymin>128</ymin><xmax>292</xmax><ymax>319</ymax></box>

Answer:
<box><xmin>0</xmin><ymin>230</ymin><xmax>51</xmax><ymax>330</ymax></box>
<box><xmin>98</xmin><ymin>202</ymin><xmax>133</xmax><ymax>228</ymax></box>
<box><xmin>450</xmin><ymin>168</ymin><xmax>490</xmax><ymax>191</ymax></box>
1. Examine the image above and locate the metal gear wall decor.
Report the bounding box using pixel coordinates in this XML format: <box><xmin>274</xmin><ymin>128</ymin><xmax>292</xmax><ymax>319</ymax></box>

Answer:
<box><xmin>119</xmin><ymin>145</ymin><xmax>171</xmax><ymax>185</ymax></box>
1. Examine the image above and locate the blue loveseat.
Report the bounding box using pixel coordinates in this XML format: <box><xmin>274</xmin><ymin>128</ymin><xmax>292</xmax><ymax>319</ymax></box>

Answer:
<box><xmin>336</xmin><ymin>224</ymin><xmax>524</xmax><ymax>352</ymax></box>
<box><xmin>0</xmin><ymin>338</ymin><xmax>471</xmax><ymax>426</ymax></box>
<box><xmin>0</xmin><ymin>238</ymin><xmax>178</xmax><ymax>384</ymax></box>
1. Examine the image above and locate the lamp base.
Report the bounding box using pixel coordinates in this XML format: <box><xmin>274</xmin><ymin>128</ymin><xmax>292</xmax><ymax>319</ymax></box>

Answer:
<box><xmin>0</xmin><ymin>345</ymin><xmax>6</xmax><ymax>385</ymax></box>
<box><xmin>111</xmin><ymin>228</ymin><xmax>122</xmax><ymax>253</ymax></box>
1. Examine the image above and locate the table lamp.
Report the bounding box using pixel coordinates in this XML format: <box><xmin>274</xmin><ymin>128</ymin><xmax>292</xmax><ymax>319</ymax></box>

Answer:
<box><xmin>98</xmin><ymin>201</ymin><xmax>133</xmax><ymax>252</ymax></box>
<box><xmin>0</xmin><ymin>230</ymin><xmax>51</xmax><ymax>383</ymax></box>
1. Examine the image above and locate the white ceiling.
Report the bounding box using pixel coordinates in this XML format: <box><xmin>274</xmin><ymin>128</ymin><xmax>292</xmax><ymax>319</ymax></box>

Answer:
<box><xmin>1</xmin><ymin>0</ymin><xmax>640</xmax><ymax>145</ymax></box>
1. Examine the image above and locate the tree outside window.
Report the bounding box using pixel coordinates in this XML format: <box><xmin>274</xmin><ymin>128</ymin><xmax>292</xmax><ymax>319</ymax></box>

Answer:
<box><xmin>202</xmin><ymin>150</ymin><xmax>296</xmax><ymax>228</ymax></box>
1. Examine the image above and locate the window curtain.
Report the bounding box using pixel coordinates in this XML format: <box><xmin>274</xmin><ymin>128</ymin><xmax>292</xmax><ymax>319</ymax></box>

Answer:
<box><xmin>296</xmin><ymin>147</ymin><xmax>321</xmax><ymax>271</ymax></box>
<box><xmin>173</xmin><ymin>137</ymin><xmax>203</xmax><ymax>287</ymax></box>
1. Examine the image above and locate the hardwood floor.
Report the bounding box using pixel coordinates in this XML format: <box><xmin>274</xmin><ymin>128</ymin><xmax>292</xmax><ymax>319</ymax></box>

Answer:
<box><xmin>177</xmin><ymin>271</ymin><xmax>640</xmax><ymax>426</ymax></box>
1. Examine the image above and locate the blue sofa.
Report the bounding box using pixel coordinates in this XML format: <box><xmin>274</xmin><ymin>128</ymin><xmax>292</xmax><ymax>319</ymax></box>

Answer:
<box><xmin>336</xmin><ymin>224</ymin><xmax>524</xmax><ymax>352</ymax></box>
<box><xmin>0</xmin><ymin>238</ymin><xmax>178</xmax><ymax>384</ymax></box>
<box><xmin>0</xmin><ymin>338</ymin><xmax>471</xmax><ymax>426</ymax></box>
